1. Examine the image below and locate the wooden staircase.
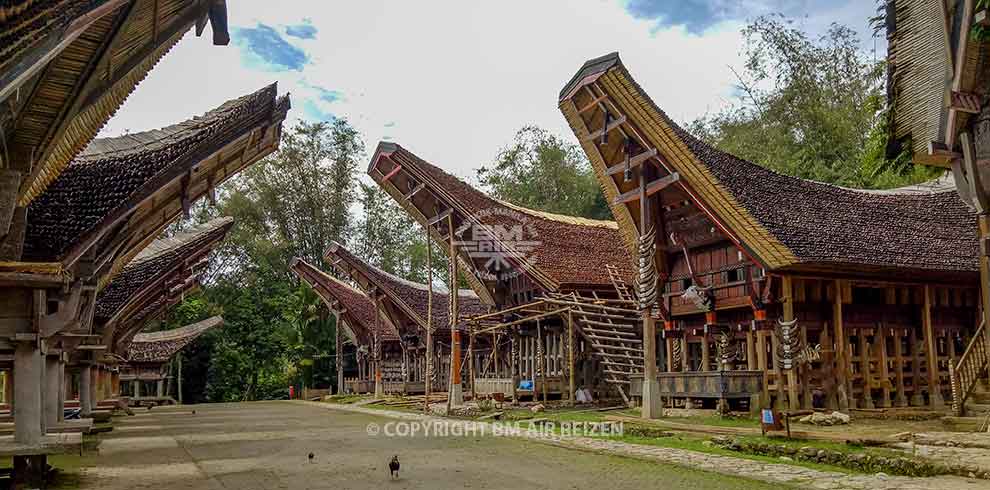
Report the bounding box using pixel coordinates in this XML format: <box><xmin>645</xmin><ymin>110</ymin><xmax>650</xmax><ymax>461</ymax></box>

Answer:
<box><xmin>544</xmin><ymin>293</ymin><xmax>643</xmax><ymax>403</ymax></box>
<box><xmin>950</xmin><ymin>320</ymin><xmax>988</xmax><ymax>416</ymax></box>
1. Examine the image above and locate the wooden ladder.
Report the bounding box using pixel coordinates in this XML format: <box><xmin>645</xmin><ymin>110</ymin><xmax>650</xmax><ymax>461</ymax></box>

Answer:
<box><xmin>549</xmin><ymin>293</ymin><xmax>643</xmax><ymax>404</ymax></box>
<box><xmin>606</xmin><ymin>264</ymin><xmax>634</xmax><ymax>302</ymax></box>
<box><xmin>950</xmin><ymin>320</ymin><xmax>988</xmax><ymax>416</ymax></box>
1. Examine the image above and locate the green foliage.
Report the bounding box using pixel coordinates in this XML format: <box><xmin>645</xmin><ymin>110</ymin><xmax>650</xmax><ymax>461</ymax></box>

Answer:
<box><xmin>689</xmin><ymin>14</ymin><xmax>938</xmax><ymax>189</ymax></box>
<box><xmin>166</xmin><ymin>120</ymin><xmax>365</xmax><ymax>402</ymax></box>
<box><xmin>478</xmin><ymin>126</ymin><xmax>610</xmax><ymax>220</ymax></box>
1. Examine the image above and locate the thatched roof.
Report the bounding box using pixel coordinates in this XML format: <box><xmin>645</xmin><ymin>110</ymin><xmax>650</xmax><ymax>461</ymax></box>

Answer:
<box><xmin>24</xmin><ymin>85</ymin><xmax>286</xmax><ymax>263</ymax></box>
<box><xmin>290</xmin><ymin>257</ymin><xmax>394</xmax><ymax>345</ymax></box>
<box><xmin>127</xmin><ymin>315</ymin><xmax>222</xmax><ymax>363</ymax></box>
<box><xmin>326</xmin><ymin>242</ymin><xmax>486</xmax><ymax>334</ymax></box>
<box><xmin>560</xmin><ymin>52</ymin><xmax>978</xmax><ymax>280</ymax></box>
<box><xmin>368</xmin><ymin>142</ymin><xmax>634</xmax><ymax>297</ymax></box>
<box><xmin>95</xmin><ymin>216</ymin><xmax>232</xmax><ymax>323</ymax></box>
<box><xmin>1</xmin><ymin>0</ymin><xmax>232</xmax><ymax>207</ymax></box>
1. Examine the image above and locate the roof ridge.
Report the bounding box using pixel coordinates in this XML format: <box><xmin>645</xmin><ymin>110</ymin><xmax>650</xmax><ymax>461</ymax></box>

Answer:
<box><xmin>78</xmin><ymin>84</ymin><xmax>277</xmax><ymax>161</ymax></box>
<box><xmin>131</xmin><ymin>216</ymin><xmax>234</xmax><ymax>264</ymax></box>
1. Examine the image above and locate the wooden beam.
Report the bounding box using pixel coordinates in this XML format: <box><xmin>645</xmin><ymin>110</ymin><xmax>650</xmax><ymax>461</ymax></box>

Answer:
<box><xmin>382</xmin><ymin>164</ymin><xmax>403</xmax><ymax>182</ymax></box>
<box><xmin>951</xmin><ymin>91</ymin><xmax>982</xmax><ymax>114</ymax></box>
<box><xmin>581</xmin><ymin>115</ymin><xmax>627</xmax><ymax>142</ymax></box>
<box><xmin>577</xmin><ymin>94</ymin><xmax>609</xmax><ymax>114</ymax></box>
<box><xmin>921</xmin><ymin>284</ymin><xmax>945</xmax><ymax>408</ymax></box>
<box><xmin>403</xmin><ymin>182</ymin><xmax>425</xmax><ymax>201</ymax></box>
<box><xmin>427</xmin><ymin>208</ymin><xmax>453</xmax><ymax>226</ymax></box>
<box><xmin>613</xmin><ymin>172</ymin><xmax>680</xmax><ymax>205</ymax></box>
<box><xmin>605</xmin><ymin>148</ymin><xmax>658</xmax><ymax>176</ymax></box>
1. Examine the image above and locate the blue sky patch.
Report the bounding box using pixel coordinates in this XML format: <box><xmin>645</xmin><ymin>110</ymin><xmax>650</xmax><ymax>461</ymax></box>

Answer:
<box><xmin>301</xmin><ymin>99</ymin><xmax>336</xmax><ymax>122</ymax></box>
<box><xmin>285</xmin><ymin>20</ymin><xmax>318</xmax><ymax>40</ymax></box>
<box><xmin>623</xmin><ymin>0</ymin><xmax>847</xmax><ymax>35</ymax></box>
<box><xmin>232</xmin><ymin>23</ymin><xmax>309</xmax><ymax>71</ymax></box>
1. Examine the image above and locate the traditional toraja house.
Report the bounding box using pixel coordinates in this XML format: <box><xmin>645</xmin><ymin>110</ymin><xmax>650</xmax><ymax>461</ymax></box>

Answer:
<box><xmin>368</xmin><ymin>142</ymin><xmax>643</xmax><ymax>404</ymax></box>
<box><xmin>324</xmin><ymin>242</ymin><xmax>486</xmax><ymax>403</ymax></box>
<box><xmin>89</xmin><ymin>217</ymin><xmax>233</xmax><ymax>409</ymax></box>
<box><xmin>0</xmin><ymin>89</ymin><xmax>285</xmax><ymax>478</ymax></box>
<box><xmin>119</xmin><ymin>315</ymin><xmax>222</xmax><ymax>405</ymax></box>
<box><xmin>1</xmin><ymin>0</ymin><xmax>230</xmax><ymax>247</ymax></box>
<box><xmin>885</xmin><ymin>0</ymin><xmax>990</xmax><ymax>417</ymax></box>
<box><xmin>556</xmin><ymin>52</ymin><xmax>982</xmax><ymax>418</ymax></box>
<box><xmin>290</xmin><ymin>257</ymin><xmax>393</xmax><ymax>396</ymax></box>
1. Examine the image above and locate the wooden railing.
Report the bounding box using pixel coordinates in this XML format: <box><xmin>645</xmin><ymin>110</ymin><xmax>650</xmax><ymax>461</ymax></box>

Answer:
<box><xmin>950</xmin><ymin>320</ymin><xmax>988</xmax><ymax>415</ymax></box>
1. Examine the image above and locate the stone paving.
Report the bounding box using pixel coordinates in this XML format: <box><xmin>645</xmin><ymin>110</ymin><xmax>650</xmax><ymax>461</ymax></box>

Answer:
<box><xmin>307</xmin><ymin>401</ymin><xmax>990</xmax><ymax>490</ymax></box>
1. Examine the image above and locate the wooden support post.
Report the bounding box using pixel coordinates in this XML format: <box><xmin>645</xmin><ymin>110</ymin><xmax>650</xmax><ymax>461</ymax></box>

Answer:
<box><xmin>781</xmin><ymin>276</ymin><xmax>799</xmax><ymax>410</ymax></box>
<box><xmin>493</xmin><ymin>332</ymin><xmax>500</xmax><ymax>378</ymax></box>
<box><xmin>177</xmin><ymin>354</ymin><xmax>183</xmax><ymax>404</ymax></box>
<box><xmin>756</xmin><ymin>328</ymin><xmax>769</xmax><ymax>408</ymax></box>
<box><xmin>770</xmin><ymin>327</ymin><xmax>783</xmax><ymax>410</ymax></box>
<box><xmin>700</xmin><ymin>332</ymin><xmax>710</xmax><ymax>372</ymax></box>
<box><xmin>923</xmin><ymin>285</ymin><xmax>944</xmax><ymax>408</ymax></box>
<box><xmin>894</xmin><ymin>327</ymin><xmax>908</xmax><ymax>407</ymax></box>
<box><xmin>447</xmin><ymin>215</ymin><xmax>463</xmax><ymax>408</ymax></box>
<box><xmin>821</xmin><ymin>325</ymin><xmax>837</xmax><ymax>409</ymax></box>
<box><xmin>832</xmin><ymin>280</ymin><xmax>850</xmax><ymax>410</ymax></box>
<box><xmin>335</xmin><ymin>311</ymin><xmax>343</xmax><ymax>395</ymax></box>
<box><xmin>878</xmin><ymin>326</ymin><xmax>892</xmax><ymax>408</ymax></box>
<box><xmin>910</xmin><ymin>327</ymin><xmax>925</xmax><ymax>406</ymax></box>
<box><xmin>859</xmin><ymin>331</ymin><xmax>875</xmax><ymax>409</ymax></box>
<box><xmin>681</xmin><ymin>337</ymin><xmax>689</xmax><ymax>372</ymax></box>
<box><xmin>746</xmin><ymin>330</ymin><xmax>756</xmax><ymax>371</ymax></box>
<box><xmin>424</xmin><ymin>224</ymin><xmax>434</xmax><ymax>412</ymax></box>
<box><xmin>511</xmin><ymin>330</ymin><xmax>519</xmax><ymax>404</ymax></box>
<box><xmin>469</xmin><ymin>326</ymin><xmax>476</xmax><ymax>401</ymax></box>
<box><xmin>568</xmin><ymin>310</ymin><xmax>576</xmax><ymax>404</ymax></box>
<box><xmin>799</xmin><ymin>322</ymin><xmax>811</xmax><ymax>410</ymax></box>
<box><xmin>665</xmin><ymin>337</ymin><xmax>674</xmax><ymax>372</ymax></box>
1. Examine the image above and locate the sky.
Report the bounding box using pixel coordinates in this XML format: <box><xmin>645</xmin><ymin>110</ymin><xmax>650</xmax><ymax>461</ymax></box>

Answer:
<box><xmin>101</xmin><ymin>0</ymin><xmax>882</xmax><ymax>183</ymax></box>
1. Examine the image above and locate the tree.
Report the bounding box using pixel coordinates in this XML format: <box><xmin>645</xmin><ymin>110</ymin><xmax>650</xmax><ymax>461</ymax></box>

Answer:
<box><xmin>688</xmin><ymin>14</ymin><xmax>939</xmax><ymax>189</ymax></box>
<box><xmin>218</xmin><ymin>119</ymin><xmax>364</xmax><ymax>280</ymax></box>
<box><xmin>478</xmin><ymin>126</ymin><xmax>610</xmax><ymax>219</ymax></box>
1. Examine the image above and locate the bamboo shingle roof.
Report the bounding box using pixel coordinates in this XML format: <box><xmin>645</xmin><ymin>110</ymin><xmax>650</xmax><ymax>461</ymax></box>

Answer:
<box><xmin>1</xmin><ymin>0</ymin><xmax>232</xmax><ymax>207</ymax></box>
<box><xmin>326</xmin><ymin>242</ymin><xmax>486</xmax><ymax>334</ymax></box>
<box><xmin>368</xmin><ymin>143</ymin><xmax>635</xmax><ymax>295</ymax></box>
<box><xmin>95</xmin><ymin>216</ymin><xmax>233</xmax><ymax>323</ymax></box>
<box><xmin>23</xmin><ymin>85</ymin><xmax>287</xmax><ymax>263</ymax></box>
<box><xmin>127</xmin><ymin>315</ymin><xmax>222</xmax><ymax>363</ymax></box>
<box><xmin>290</xmin><ymin>257</ymin><xmax>393</xmax><ymax>345</ymax></box>
<box><xmin>560</xmin><ymin>52</ymin><xmax>979</xmax><ymax>280</ymax></box>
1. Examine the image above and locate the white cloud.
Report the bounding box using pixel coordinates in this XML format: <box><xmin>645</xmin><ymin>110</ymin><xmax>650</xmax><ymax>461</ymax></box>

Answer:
<box><xmin>102</xmin><ymin>0</ymin><xmax>859</xmax><ymax>182</ymax></box>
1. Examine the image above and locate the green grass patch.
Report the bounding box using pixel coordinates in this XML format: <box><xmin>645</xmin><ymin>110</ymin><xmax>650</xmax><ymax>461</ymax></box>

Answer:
<box><xmin>323</xmin><ymin>394</ymin><xmax>371</xmax><ymax>404</ymax></box>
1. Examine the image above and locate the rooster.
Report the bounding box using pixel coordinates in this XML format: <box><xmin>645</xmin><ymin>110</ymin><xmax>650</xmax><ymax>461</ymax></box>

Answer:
<box><xmin>388</xmin><ymin>455</ymin><xmax>400</xmax><ymax>479</ymax></box>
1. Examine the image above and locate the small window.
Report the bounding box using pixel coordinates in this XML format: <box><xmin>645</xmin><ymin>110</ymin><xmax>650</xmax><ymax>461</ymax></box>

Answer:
<box><xmin>727</xmin><ymin>268</ymin><xmax>745</xmax><ymax>283</ymax></box>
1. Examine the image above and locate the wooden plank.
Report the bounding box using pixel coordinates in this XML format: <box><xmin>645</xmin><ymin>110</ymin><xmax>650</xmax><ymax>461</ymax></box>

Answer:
<box><xmin>382</xmin><ymin>164</ymin><xmax>403</xmax><ymax>182</ymax></box>
<box><xmin>577</xmin><ymin>94</ymin><xmax>609</xmax><ymax>114</ymax></box>
<box><xmin>605</xmin><ymin>148</ymin><xmax>658</xmax><ymax>176</ymax></box>
<box><xmin>781</xmin><ymin>275</ymin><xmax>799</xmax><ymax>410</ymax></box>
<box><xmin>581</xmin><ymin>115</ymin><xmax>627</xmax><ymax>142</ymax></box>
<box><xmin>427</xmin><ymin>208</ymin><xmax>453</xmax><ymax>226</ymax></box>
<box><xmin>403</xmin><ymin>182</ymin><xmax>425</xmax><ymax>201</ymax></box>
<box><xmin>613</xmin><ymin>172</ymin><xmax>680</xmax><ymax>205</ymax></box>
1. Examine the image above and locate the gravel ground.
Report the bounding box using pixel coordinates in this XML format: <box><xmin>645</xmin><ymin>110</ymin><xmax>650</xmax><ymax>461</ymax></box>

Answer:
<box><xmin>313</xmin><ymin>401</ymin><xmax>990</xmax><ymax>490</ymax></box>
<box><xmin>76</xmin><ymin>401</ymin><xmax>784</xmax><ymax>489</ymax></box>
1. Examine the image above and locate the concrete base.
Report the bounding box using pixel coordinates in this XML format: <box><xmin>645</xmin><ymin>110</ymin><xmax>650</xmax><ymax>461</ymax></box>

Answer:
<box><xmin>449</xmin><ymin>383</ymin><xmax>463</xmax><ymax>406</ymax></box>
<box><xmin>641</xmin><ymin>379</ymin><xmax>662</xmax><ymax>419</ymax></box>
<box><xmin>910</xmin><ymin>394</ymin><xmax>926</xmax><ymax>406</ymax></box>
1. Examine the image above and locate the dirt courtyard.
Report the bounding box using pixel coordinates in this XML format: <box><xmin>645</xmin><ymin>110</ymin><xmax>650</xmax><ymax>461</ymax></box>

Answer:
<box><xmin>75</xmin><ymin>401</ymin><xmax>782</xmax><ymax>489</ymax></box>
